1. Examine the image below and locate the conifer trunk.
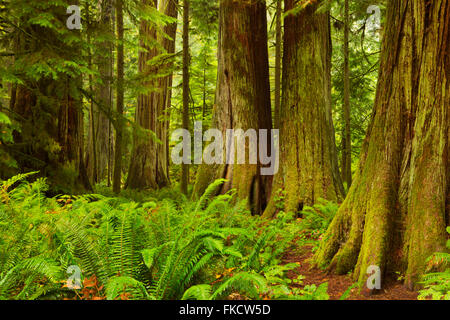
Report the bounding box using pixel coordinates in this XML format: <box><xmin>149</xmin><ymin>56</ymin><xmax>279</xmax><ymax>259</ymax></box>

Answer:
<box><xmin>86</xmin><ymin>0</ymin><xmax>113</xmax><ymax>184</ymax></box>
<box><xmin>192</xmin><ymin>0</ymin><xmax>273</xmax><ymax>214</ymax></box>
<box><xmin>342</xmin><ymin>0</ymin><xmax>352</xmax><ymax>188</ymax></box>
<box><xmin>274</xmin><ymin>0</ymin><xmax>282</xmax><ymax>130</ymax></box>
<box><xmin>263</xmin><ymin>1</ymin><xmax>345</xmax><ymax>218</ymax></box>
<box><xmin>314</xmin><ymin>0</ymin><xmax>449</xmax><ymax>290</ymax></box>
<box><xmin>113</xmin><ymin>0</ymin><xmax>124</xmax><ymax>193</ymax></box>
<box><xmin>126</xmin><ymin>0</ymin><xmax>178</xmax><ymax>190</ymax></box>
<box><xmin>181</xmin><ymin>0</ymin><xmax>190</xmax><ymax>195</ymax></box>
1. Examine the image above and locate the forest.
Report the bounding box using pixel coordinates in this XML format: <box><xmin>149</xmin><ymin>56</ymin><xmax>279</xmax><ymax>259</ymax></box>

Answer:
<box><xmin>0</xmin><ymin>0</ymin><xmax>448</xmax><ymax>301</ymax></box>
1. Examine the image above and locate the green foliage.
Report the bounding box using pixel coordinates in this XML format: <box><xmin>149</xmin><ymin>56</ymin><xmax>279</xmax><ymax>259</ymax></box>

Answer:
<box><xmin>0</xmin><ymin>111</ymin><xmax>18</xmax><ymax>176</ymax></box>
<box><xmin>299</xmin><ymin>199</ymin><xmax>339</xmax><ymax>237</ymax></box>
<box><xmin>0</xmin><ymin>174</ymin><xmax>331</xmax><ymax>300</ymax></box>
<box><xmin>180</xmin><ymin>199</ymin><xmax>330</xmax><ymax>300</ymax></box>
<box><xmin>418</xmin><ymin>227</ymin><xmax>450</xmax><ymax>300</ymax></box>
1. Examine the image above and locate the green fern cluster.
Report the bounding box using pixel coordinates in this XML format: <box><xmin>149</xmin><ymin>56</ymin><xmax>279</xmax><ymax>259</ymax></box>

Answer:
<box><xmin>418</xmin><ymin>227</ymin><xmax>450</xmax><ymax>300</ymax></box>
<box><xmin>0</xmin><ymin>174</ymin><xmax>330</xmax><ymax>301</ymax></box>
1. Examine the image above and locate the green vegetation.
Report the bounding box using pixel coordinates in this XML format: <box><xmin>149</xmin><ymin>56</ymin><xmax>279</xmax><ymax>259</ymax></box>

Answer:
<box><xmin>418</xmin><ymin>228</ymin><xmax>450</xmax><ymax>300</ymax></box>
<box><xmin>0</xmin><ymin>0</ymin><xmax>447</xmax><ymax>301</ymax></box>
<box><xmin>0</xmin><ymin>173</ymin><xmax>333</xmax><ymax>300</ymax></box>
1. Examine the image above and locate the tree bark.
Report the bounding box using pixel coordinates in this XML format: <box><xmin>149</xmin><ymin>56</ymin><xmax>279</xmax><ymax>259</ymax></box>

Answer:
<box><xmin>342</xmin><ymin>0</ymin><xmax>352</xmax><ymax>188</ymax></box>
<box><xmin>181</xmin><ymin>0</ymin><xmax>190</xmax><ymax>195</ymax></box>
<box><xmin>126</xmin><ymin>0</ymin><xmax>178</xmax><ymax>190</ymax></box>
<box><xmin>274</xmin><ymin>0</ymin><xmax>282</xmax><ymax>129</ymax></box>
<box><xmin>263</xmin><ymin>1</ymin><xmax>345</xmax><ymax>218</ymax></box>
<box><xmin>86</xmin><ymin>0</ymin><xmax>113</xmax><ymax>184</ymax></box>
<box><xmin>314</xmin><ymin>0</ymin><xmax>449</xmax><ymax>290</ymax></box>
<box><xmin>113</xmin><ymin>0</ymin><xmax>124</xmax><ymax>193</ymax></box>
<box><xmin>192</xmin><ymin>0</ymin><xmax>273</xmax><ymax>215</ymax></box>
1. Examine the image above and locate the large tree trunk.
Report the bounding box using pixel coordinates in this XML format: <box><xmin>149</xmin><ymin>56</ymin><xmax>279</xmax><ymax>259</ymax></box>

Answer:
<box><xmin>126</xmin><ymin>0</ymin><xmax>178</xmax><ymax>190</ymax></box>
<box><xmin>263</xmin><ymin>1</ymin><xmax>345</xmax><ymax>218</ymax></box>
<box><xmin>314</xmin><ymin>0</ymin><xmax>449</xmax><ymax>290</ymax></box>
<box><xmin>192</xmin><ymin>0</ymin><xmax>273</xmax><ymax>214</ymax></box>
<box><xmin>86</xmin><ymin>0</ymin><xmax>113</xmax><ymax>184</ymax></box>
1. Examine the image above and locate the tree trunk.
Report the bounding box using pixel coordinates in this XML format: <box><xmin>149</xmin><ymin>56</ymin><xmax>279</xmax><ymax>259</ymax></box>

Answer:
<box><xmin>126</xmin><ymin>0</ymin><xmax>178</xmax><ymax>190</ymax></box>
<box><xmin>181</xmin><ymin>0</ymin><xmax>190</xmax><ymax>195</ymax></box>
<box><xmin>192</xmin><ymin>0</ymin><xmax>273</xmax><ymax>215</ymax></box>
<box><xmin>263</xmin><ymin>1</ymin><xmax>345</xmax><ymax>218</ymax></box>
<box><xmin>274</xmin><ymin>0</ymin><xmax>282</xmax><ymax>129</ymax></box>
<box><xmin>113</xmin><ymin>0</ymin><xmax>124</xmax><ymax>193</ymax></box>
<box><xmin>342</xmin><ymin>0</ymin><xmax>352</xmax><ymax>188</ymax></box>
<box><xmin>314</xmin><ymin>0</ymin><xmax>449</xmax><ymax>290</ymax></box>
<box><xmin>86</xmin><ymin>0</ymin><xmax>113</xmax><ymax>184</ymax></box>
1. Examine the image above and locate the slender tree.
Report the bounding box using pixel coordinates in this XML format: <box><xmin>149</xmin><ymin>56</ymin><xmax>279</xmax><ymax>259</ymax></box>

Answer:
<box><xmin>274</xmin><ymin>0</ymin><xmax>282</xmax><ymax>129</ymax></box>
<box><xmin>86</xmin><ymin>0</ymin><xmax>114</xmax><ymax>184</ymax></box>
<box><xmin>113</xmin><ymin>0</ymin><xmax>124</xmax><ymax>193</ymax></box>
<box><xmin>181</xmin><ymin>0</ymin><xmax>190</xmax><ymax>194</ymax></box>
<box><xmin>192</xmin><ymin>0</ymin><xmax>273</xmax><ymax>214</ymax></box>
<box><xmin>263</xmin><ymin>0</ymin><xmax>345</xmax><ymax>218</ymax></box>
<box><xmin>342</xmin><ymin>0</ymin><xmax>352</xmax><ymax>187</ymax></box>
<box><xmin>314</xmin><ymin>0</ymin><xmax>449</xmax><ymax>290</ymax></box>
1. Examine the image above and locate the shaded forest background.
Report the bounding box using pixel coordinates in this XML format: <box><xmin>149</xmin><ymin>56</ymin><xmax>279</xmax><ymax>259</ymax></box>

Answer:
<box><xmin>0</xmin><ymin>0</ymin><xmax>448</xmax><ymax>300</ymax></box>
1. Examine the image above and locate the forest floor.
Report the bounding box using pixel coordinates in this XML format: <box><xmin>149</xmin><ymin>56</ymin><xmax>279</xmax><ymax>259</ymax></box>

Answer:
<box><xmin>284</xmin><ymin>245</ymin><xmax>418</xmax><ymax>300</ymax></box>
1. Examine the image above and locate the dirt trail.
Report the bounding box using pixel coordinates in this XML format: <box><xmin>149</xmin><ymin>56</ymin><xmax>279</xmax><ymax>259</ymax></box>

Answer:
<box><xmin>283</xmin><ymin>246</ymin><xmax>418</xmax><ymax>300</ymax></box>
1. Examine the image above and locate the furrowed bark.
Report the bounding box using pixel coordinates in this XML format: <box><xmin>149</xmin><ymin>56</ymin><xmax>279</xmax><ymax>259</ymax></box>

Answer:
<box><xmin>193</xmin><ymin>0</ymin><xmax>273</xmax><ymax>214</ymax></box>
<box><xmin>126</xmin><ymin>0</ymin><xmax>178</xmax><ymax>190</ymax></box>
<box><xmin>263</xmin><ymin>1</ymin><xmax>345</xmax><ymax>219</ymax></box>
<box><xmin>314</xmin><ymin>0</ymin><xmax>449</xmax><ymax>290</ymax></box>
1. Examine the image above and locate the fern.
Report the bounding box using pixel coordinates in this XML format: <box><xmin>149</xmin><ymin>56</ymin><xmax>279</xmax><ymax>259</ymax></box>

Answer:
<box><xmin>418</xmin><ymin>227</ymin><xmax>450</xmax><ymax>300</ymax></box>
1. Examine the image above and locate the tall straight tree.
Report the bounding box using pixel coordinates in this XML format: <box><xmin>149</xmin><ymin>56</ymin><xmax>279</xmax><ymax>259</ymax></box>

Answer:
<box><xmin>263</xmin><ymin>1</ymin><xmax>345</xmax><ymax>218</ymax></box>
<box><xmin>314</xmin><ymin>0</ymin><xmax>449</xmax><ymax>290</ymax></box>
<box><xmin>86</xmin><ymin>0</ymin><xmax>114</xmax><ymax>184</ymax></box>
<box><xmin>113</xmin><ymin>0</ymin><xmax>124</xmax><ymax>193</ymax></box>
<box><xmin>192</xmin><ymin>0</ymin><xmax>273</xmax><ymax>214</ymax></box>
<box><xmin>126</xmin><ymin>0</ymin><xmax>178</xmax><ymax>190</ymax></box>
<box><xmin>342</xmin><ymin>0</ymin><xmax>352</xmax><ymax>187</ymax></box>
<box><xmin>274</xmin><ymin>0</ymin><xmax>282</xmax><ymax>129</ymax></box>
<box><xmin>181</xmin><ymin>0</ymin><xmax>190</xmax><ymax>194</ymax></box>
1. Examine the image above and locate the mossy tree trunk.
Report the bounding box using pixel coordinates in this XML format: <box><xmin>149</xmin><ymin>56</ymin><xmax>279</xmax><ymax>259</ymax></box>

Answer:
<box><xmin>314</xmin><ymin>0</ymin><xmax>449</xmax><ymax>290</ymax></box>
<box><xmin>192</xmin><ymin>0</ymin><xmax>273</xmax><ymax>214</ymax></box>
<box><xmin>263</xmin><ymin>1</ymin><xmax>345</xmax><ymax>218</ymax></box>
<box><xmin>126</xmin><ymin>0</ymin><xmax>178</xmax><ymax>190</ymax></box>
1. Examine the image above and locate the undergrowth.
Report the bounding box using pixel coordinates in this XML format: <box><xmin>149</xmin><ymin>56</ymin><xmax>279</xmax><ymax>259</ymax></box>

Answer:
<box><xmin>0</xmin><ymin>173</ymin><xmax>333</xmax><ymax>300</ymax></box>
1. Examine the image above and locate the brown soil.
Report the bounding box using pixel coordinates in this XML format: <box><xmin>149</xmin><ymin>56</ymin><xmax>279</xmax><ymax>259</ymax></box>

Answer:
<box><xmin>283</xmin><ymin>245</ymin><xmax>419</xmax><ymax>300</ymax></box>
